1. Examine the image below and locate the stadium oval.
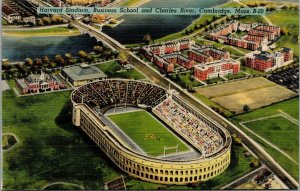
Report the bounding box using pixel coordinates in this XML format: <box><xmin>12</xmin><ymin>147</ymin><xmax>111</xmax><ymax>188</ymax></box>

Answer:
<box><xmin>71</xmin><ymin>79</ymin><xmax>232</xmax><ymax>185</ymax></box>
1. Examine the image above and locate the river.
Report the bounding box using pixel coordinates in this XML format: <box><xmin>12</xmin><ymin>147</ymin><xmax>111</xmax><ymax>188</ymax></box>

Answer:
<box><xmin>2</xmin><ymin>0</ymin><xmax>227</xmax><ymax>61</ymax></box>
<box><xmin>102</xmin><ymin>0</ymin><xmax>228</xmax><ymax>44</ymax></box>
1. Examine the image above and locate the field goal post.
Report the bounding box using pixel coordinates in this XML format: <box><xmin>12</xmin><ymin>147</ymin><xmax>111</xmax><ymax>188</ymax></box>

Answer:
<box><xmin>164</xmin><ymin>144</ymin><xmax>179</xmax><ymax>156</ymax></box>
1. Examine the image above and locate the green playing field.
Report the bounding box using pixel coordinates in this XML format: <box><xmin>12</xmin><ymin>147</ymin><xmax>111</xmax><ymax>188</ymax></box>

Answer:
<box><xmin>108</xmin><ymin>110</ymin><xmax>190</xmax><ymax>156</ymax></box>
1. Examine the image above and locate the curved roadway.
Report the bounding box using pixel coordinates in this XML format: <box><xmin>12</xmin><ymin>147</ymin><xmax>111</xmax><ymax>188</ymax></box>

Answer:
<box><xmin>29</xmin><ymin>1</ymin><xmax>299</xmax><ymax>187</ymax></box>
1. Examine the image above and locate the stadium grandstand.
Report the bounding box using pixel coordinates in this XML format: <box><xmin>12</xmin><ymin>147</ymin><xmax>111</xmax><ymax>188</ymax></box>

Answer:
<box><xmin>71</xmin><ymin>79</ymin><xmax>231</xmax><ymax>185</ymax></box>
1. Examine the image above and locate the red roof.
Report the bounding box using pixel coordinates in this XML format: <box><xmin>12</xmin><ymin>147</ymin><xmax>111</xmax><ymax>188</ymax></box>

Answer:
<box><xmin>2</xmin><ymin>4</ymin><xmax>18</xmax><ymax>15</ymax></box>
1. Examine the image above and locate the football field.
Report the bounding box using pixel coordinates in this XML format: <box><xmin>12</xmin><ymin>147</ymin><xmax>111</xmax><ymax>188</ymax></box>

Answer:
<box><xmin>108</xmin><ymin>110</ymin><xmax>190</xmax><ymax>156</ymax></box>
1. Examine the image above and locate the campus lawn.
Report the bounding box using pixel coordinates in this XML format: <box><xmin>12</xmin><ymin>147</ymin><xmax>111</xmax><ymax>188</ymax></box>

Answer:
<box><xmin>2</xmin><ymin>89</ymin><xmax>122</xmax><ymax>190</ymax></box>
<box><xmin>242</xmin><ymin>116</ymin><xmax>298</xmax><ymax>161</ymax></box>
<box><xmin>267</xmin><ymin>10</ymin><xmax>299</xmax><ymax>57</ymax></box>
<box><xmin>169</xmin><ymin>72</ymin><xmax>203</xmax><ymax>88</ymax></box>
<box><xmin>242</xmin><ymin>131</ymin><xmax>299</xmax><ymax>180</ymax></box>
<box><xmin>226</xmin><ymin>72</ymin><xmax>247</xmax><ymax>80</ymax></box>
<box><xmin>241</xmin><ymin>66</ymin><xmax>265</xmax><ymax>76</ymax></box>
<box><xmin>205</xmin><ymin>77</ymin><xmax>226</xmax><ymax>85</ymax></box>
<box><xmin>2</xmin><ymin>27</ymin><xmax>80</xmax><ymax>37</ymax></box>
<box><xmin>230</xmin><ymin>98</ymin><xmax>299</xmax><ymax>180</ymax></box>
<box><xmin>96</xmin><ymin>60</ymin><xmax>145</xmax><ymax>80</ymax></box>
<box><xmin>108</xmin><ymin>110</ymin><xmax>189</xmax><ymax>156</ymax></box>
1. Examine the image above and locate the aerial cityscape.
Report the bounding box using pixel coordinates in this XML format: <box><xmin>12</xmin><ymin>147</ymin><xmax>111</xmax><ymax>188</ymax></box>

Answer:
<box><xmin>1</xmin><ymin>0</ymin><xmax>299</xmax><ymax>190</ymax></box>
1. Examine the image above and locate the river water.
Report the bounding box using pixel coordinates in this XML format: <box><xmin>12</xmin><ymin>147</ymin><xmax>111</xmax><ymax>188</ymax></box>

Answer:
<box><xmin>2</xmin><ymin>0</ymin><xmax>227</xmax><ymax>61</ymax></box>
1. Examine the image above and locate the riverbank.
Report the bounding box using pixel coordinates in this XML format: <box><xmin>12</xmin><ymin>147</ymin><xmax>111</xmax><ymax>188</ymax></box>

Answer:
<box><xmin>154</xmin><ymin>1</ymin><xmax>240</xmax><ymax>43</ymax></box>
<box><xmin>2</xmin><ymin>27</ymin><xmax>80</xmax><ymax>37</ymax></box>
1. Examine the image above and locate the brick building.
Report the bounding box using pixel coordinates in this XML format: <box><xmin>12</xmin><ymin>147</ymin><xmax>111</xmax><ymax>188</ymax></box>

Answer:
<box><xmin>208</xmin><ymin>20</ymin><xmax>280</xmax><ymax>51</ymax></box>
<box><xmin>245</xmin><ymin>48</ymin><xmax>293</xmax><ymax>72</ymax></box>
<box><xmin>15</xmin><ymin>72</ymin><xmax>65</xmax><ymax>94</ymax></box>
<box><xmin>194</xmin><ymin>59</ymin><xmax>240</xmax><ymax>81</ymax></box>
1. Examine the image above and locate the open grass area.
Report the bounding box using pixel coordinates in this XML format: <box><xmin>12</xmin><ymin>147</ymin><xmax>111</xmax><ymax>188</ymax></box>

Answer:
<box><xmin>96</xmin><ymin>61</ymin><xmax>145</xmax><ymax>80</ymax></box>
<box><xmin>225</xmin><ymin>72</ymin><xmax>247</xmax><ymax>80</ymax></box>
<box><xmin>169</xmin><ymin>72</ymin><xmax>203</xmax><ymax>88</ymax></box>
<box><xmin>230</xmin><ymin>98</ymin><xmax>299</xmax><ymax>180</ymax></box>
<box><xmin>108</xmin><ymin>110</ymin><xmax>189</xmax><ymax>156</ymax></box>
<box><xmin>267</xmin><ymin>10</ymin><xmax>299</xmax><ymax>57</ymax></box>
<box><xmin>2</xmin><ymin>27</ymin><xmax>80</xmax><ymax>37</ymax></box>
<box><xmin>2</xmin><ymin>86</ymin><xmax>124</xmax><ymax>190</ymax></box>
<box><xmin>196</xmin><ymin>77</ymin><xmax>297</xmax><ymax>114</ymax></box>
<box><xmin>205</xmin><ymin>77</ymin><xmax>226</xmax><ymax>85</ymax></box>
<box><xmin>242</xmin><ymin>116</ymin><xmax>298</xmax><ymax>161</ymax></box>
<box><xmin>241</xmin><ymin>66</ymin><xmax>265</xmax><ymax>76</ymax></box>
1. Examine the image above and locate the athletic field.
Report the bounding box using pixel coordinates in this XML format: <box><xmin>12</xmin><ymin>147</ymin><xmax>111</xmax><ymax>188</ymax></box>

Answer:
<box><xmin>196</xmin><ymin>77</ymin><xmax>297</xmax><ymax>113</ymax></box>
<box><xmin>108</xmin><ymin>110</ymin><xmax>189</xmax><ymax>156</ymax></box>
<box><xmin>231</xmin><ymin>98</ymin><xmax>299</xmax><ymax>180</ymax></box>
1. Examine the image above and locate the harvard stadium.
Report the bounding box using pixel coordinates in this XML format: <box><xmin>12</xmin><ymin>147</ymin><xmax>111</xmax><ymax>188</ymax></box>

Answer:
<box><xmin>71</xmin><ymin>79</ymin><xmax>231</xmax><ymax>185</ymax></box>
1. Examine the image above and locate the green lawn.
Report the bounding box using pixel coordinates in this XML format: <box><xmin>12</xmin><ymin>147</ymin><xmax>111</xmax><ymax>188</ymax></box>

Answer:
<box><xmin>2</xmin><ymin>85</ymin><xmax>123</xmax><ymax>190</ymax></box>
<box><xmin>242</xmin><ymin>116</ymin><xmax>298</xmax><ymax>161</ymax></box>
<box><xmin>205</xmin><ymin>77</ymin><xmax>226</xmax><ymax>84</ymax></box>
<box><xmin>96</xmin><ymin>61</ymin><xmax>145</xmax><ymax>80</ymax></box>
<box><xmin>230</xmin><ymin>98</ymin><xmax>299</xmax><ymax>180</ymax></box>
<box><xmin>267</xmin><ymin>10</ymin><xmax>299</xmax><ymax>57</ymax></box>
<box><xmin>226</xmin><ymin>72</ymin><xmax>247</xmax><ymax>80</ymax></box>
<box><xmin>108</xmin><ymin>110</ymin><xmax>189</xmax><ymax>156</ymax></box>
<box><xmin>241</xmin><ymin>66</ymin><xmax>265</xmax><ymax>76</ymax></box>
<box><xmin>169</xmin><ymin>72</ymin><xmax>203</xmax><ymax>88</ymax></box>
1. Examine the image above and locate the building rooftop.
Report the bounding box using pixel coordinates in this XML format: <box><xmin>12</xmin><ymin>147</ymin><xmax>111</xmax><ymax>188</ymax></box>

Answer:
<box><xmin>62</xmin><ymin>64</ymin><xmax>107</xmax><ymax>81</ymax></box>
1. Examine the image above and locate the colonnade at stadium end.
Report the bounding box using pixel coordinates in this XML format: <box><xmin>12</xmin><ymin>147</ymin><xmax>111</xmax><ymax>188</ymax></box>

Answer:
<box><xmin>71</xmin><ymin>79</ymin><xmax>232</xmax><ymax>185</ymax></box>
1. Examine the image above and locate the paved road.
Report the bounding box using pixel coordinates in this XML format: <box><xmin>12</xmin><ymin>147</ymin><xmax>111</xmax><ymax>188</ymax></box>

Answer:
<box><xmin>74</xmin><ymin>22</ymin><xmax>299</xmax><ymax>189</ymax></box>
<box><xmin>34</xmin><ymin>1</ymin><xmax>299</xmax><ymax>188</ymax></box>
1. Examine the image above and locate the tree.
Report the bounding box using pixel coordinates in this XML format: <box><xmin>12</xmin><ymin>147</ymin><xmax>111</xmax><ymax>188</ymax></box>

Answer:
<box><xmin>243</xmin><ymin>104</ymin><xmax>250</xmax><ymax>112</ymax></box>
<box><xmin>93</xmin><ymin>45</ymin><xmax>103</xmax><ymax>54</ymax></box>
<box><xmin>42</xmin><ymin>56</ymin><xmax>50</xmax><ymax>66</ymax></box>
<box><xmin>118</xmin><ymin>52</ymin><xmax>127</xmax><ymax>64</ymax></box>
<box><xmin>143</xmin><ymin>33</ymin><xmax>152</xmax><ymax>44</ymax></box>
<box><xmin>34</xmin><ymin>58</ymin><xmax>42</xmax><ymax>66</ymax></box>
<box><xmin>24</xmin><ymin>58</ymin><xmax>33</xmax><ymax>67</ymax></box>
<box><xmin>2</xmin><ymin>60</ymin><xmax>11</xmax><ymax>70</ymax></box>
<box><xmin>49</xmin><ymin>62</ymin><xmax>57</xmax><ymax>68</ymax></box>
<box><xmin>78</xmin><ymin>50</ymin><xmax>88</xmax><ymax>59</ymax></box>
<box><xmin>55</xmin><ymin>54</ymin><xmax>65</xmax><ymax>65</ymax></box>
<box><xmin>250</xmin><ymin>159</ymin><xmax>261</xmax><ymax>168</ymax></box>
<box><xmin>42</xmin><ymin>17</ymin><xmax>52</xmax><ymax>25</ymax></box>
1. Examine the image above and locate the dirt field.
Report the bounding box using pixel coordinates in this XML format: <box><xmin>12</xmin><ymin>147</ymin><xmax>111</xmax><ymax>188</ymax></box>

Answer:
<box><xmin>196</xmin><ymin>77</ymin><xmax>297</xmax><ymax>114</ymax></box>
